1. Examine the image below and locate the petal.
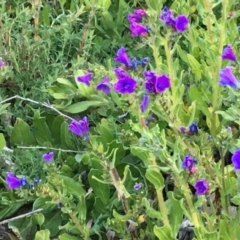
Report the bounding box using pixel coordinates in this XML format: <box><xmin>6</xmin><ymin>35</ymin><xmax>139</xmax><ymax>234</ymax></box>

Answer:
<box><xmin>155</xmin><ymin>74</ymin><xmax>171</xmax><ymax>93</ymax></box>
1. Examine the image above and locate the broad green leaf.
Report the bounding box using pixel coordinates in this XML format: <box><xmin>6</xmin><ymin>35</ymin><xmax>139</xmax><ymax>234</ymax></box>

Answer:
<box><xmin>42</xmin><ymin>210</ymin><xmax>62</xmax><ymax>236</ymax></box>
<box><xmin>61</xmin><ymin>175</ymin><xmax>86</xmax><ymax>196</ymax></box>
<box><xmin>60</xmin><ymin>122</ymin><xmax>73</xmax><ymax>148</ymax></box>
<box><xmin>51</xmin><ymin>115</ymin><xmax>65</xmax><ymax>144</ymax></box>
<box><xmin>63</xmin><ymin>101</ymin><xmax>103</xmax><ymax>113</ymax></box>
<box><xmin>0</xmin><ymin>201</ymin><xmax>26</xmax><ymax>220</ymax></box>
<box><xmin>154</xmin><ymin>225</ymin><xmax>174</xmax><ymax>240</ymax></box>
<box><xmin>35</xmin><ymin>229</ymin><xmax>50</xmax><ymax>240</ymax></box>
<box><xmin>231</xmin><ymin>194</ymin><xmax>240</xmax><ymax>205</ymax></box>
<box><xmin>10</xmin><ymin>118</ymin><xmax>35</xmax><ymax>145</ymax></box>
<box><xmin>131</xmin><ymin>147</ymin><xmax>152</xmax><ymax>166</ymax></box>
<box><xmin>33</xmin><ymin>197</ymin><xmax>56</xmax><ymax>211</ymax></box>
<box><xmin>88</xmin><ymin>169</ymin><xmax>110</xmax><ymax>205</ymax></box>
<box><xmin>145</xmin><ymin>168</ymin><xmax>164</xmax><ymax>190</ymax></box>
<box><xmin>0</xmin><ymin>133</ymin><xmax>6</xmax><ymax>150</ymax></box>
<box><xmin>33</xmin><ymin>115</ymin><xmax>52</xmax><ymax>145</ymax></box>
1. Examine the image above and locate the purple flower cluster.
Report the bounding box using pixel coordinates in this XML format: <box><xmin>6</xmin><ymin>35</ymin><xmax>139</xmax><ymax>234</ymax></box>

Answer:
<box><xmin>182</xmin><ymin>155</ymin><xmax>198</xmax><ymax>174</ymax></box>
<box><xmin>127</xmin><ymin>9</ymin><xmax>150</xmax><ymax>37</ymax></box>
<box><xmin>160</xmin><ymin>7</ymin><xmax>189</xmax><ymax>33</ymax></box>
<box><xmin>42</xmin><ymin>152</ymin><xmax>54</xmax><ymax>162</ymax></box>
<box><xmin>143</xmin><ymin>70</ymin><xmax>171</xmax><ymax>93</ymax></box>
<box><xmin>6</xmin><ymin>172</ymin><xmax>41</xmax><ymax>190</ymax></box>
<box><xmin>69</xmin><ymin>116</ymin><xmax>89</xmax><ymax>138</ymax></box>
<box><xmin>219</xmin><ymin>45</ymin><xmax>238</xmax><ymax>88</ymax></box>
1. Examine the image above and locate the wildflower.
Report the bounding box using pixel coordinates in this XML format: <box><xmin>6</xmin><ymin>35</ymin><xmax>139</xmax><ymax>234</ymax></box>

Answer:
<box><xmin>0</xmin><ymin>61</ymin><xmax>5</xmax><ymax>68</ymax></box>
<box><xmin>218</xmin><ymin>67</ymin><xmax>240</xmax><ymax>88</ymax></box>
<box><xmin>194</xmin><ymin>179</ymin><xmax>209</xmax><ymax>195</ymax></box>
<box><xmin>113</xmin><ymin>76</ymin><xmax>137</xmax><ymax>94</ymax></box>
<box><xmin>134</xmin><ymin>183</ymin><xmax>142</xmax><ymax>191</ymax></box>
<box><xmin>180</xmin><ymin>126</ymin><xmax>186</xmax><ymax>133</ymax></box>
<box><xmin>42</xmin><ymin>152</ymin><xmax>54</xmax><ymax>162</ymax></box>
<box><xmin>231</xmin><ymin>149</ymin><xmax>240</xmax><ymax>170</ymax></box>
<box><xmin>131</xmin><ymin>58</ymin><xmax>139</xmax><ymax>69</ymax></box>
<box><xmin>141</xmin><ymin>57</ymin><xmax>150</xmax><ymax>66</ymax></box>
<box><xmin>6</xmin><ymin>172</ymin><xmax>22</xmax><ymax>189</ymax></box>
<box><xmin>114</xmin><ymin>47</ymin><xmax>132</xmax><ymax>68</ymax></box>
<box><xmin>222</xmin><ymin>44</ymin><xmax>237</xmax><ymax>62</ymax></box>
<box><xmin>20</xmin><ymin>176</ymin><xmax>28</xmax><ymax>186</ymax></box>
<box><xmin>159</xmin><ymin>7</ymin><xmax>175</xmax><ymax>26</ymax></box>
<box><xmin>69</xmin><ymin>117</ymin><xmax>89</xmax><ymax>137</ymax></box>
<box><xmin>189</xmin><ymin>166</ymin><xmax>197</xmax><ymax>174</ymax></box>
<box><xmin>96</xmin><ymin>77</ymin><xmax>111</xmax><ymax>94</ymax></box>
<box><xmin>130</xmin><ymin>22</ymin><xmax>150</xmax><ymax>37</ymax></box>
<box><xmin>113</xmin><ymin>67</ymin><xmax>129</xmax><ymax>79</ymax></box>
<box><xmin>127</xmin><ymin>9</ymin><xmax>146</xmax><ymax>23</ymax></box>
<box><xmin>189</xmin><ymin>122</ymin><xmax>198</xmax><ymax>134</ymax></box>
<box><xmin>174</xmin><ymin>15</ymin><xmax>189</xmax><ymax>32</ymax></box>
<box><xmin>143</xmin><ymin>70</ymin><xmax>157</xmax><ymax>93</ymax></box>
<box><xmin>140</xmin><ymin>95</ymin><xmax>149</xmax><ymax>112</ymax></box>
<box><xmin>76</xmin><ymin>73</ymin><xmax>93</xmax><ymax>86</ymax></box>
<box><xmin>182</xmin><ymin>155</ymin><xmax>195</xmax><ymax>169</ymax></box>
<box><xmin>155</xmin><ymin>74</ymin><xmax>171</xmax><ymax>93</ymax></box>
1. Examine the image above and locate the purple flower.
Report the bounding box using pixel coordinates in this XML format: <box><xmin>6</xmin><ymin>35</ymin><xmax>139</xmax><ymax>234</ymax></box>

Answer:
<box><xmin>140</xmin><ymin>95</ymin><xmax>149</xmax><ymax>112</ymax></box>
<box><xmin>141</xmin><ymin>57</ymin><xmax>150</xmax><ymax>66</ymax></box>
<box><xmin>69</xmin><ymin>117</ymin><xmax>89</xmax><ymax>136</ymax></box>
<box><xmin>114</xmin><ymin>76</ymin><xmax>137</xmax><ymax>94</ymax></box>
<box><xmin>134</xmin><ymin>183</ymin><xmax>142</xmax><ymax>191</ymax></box>
<box><xmin>222</xmin><ymin>44</ymin><xmax>237</xmax><ymax>62</ymax></box>
<box><xmin>20</xmin><ymin>176</ymin><xmax>28</xmax><ymax>186</ymax></box>
<box><xmin>174</xmin><ymin>15</ymin><xmax>189</xmax><ymax>32</ymax></box>
<box><xmin>182</xmin><ymin>155</ymin><xmax>198</xmax><ymax>170</ymax></box>
<box><xmin>76</xmin><ymin>73</ymin><xmax>93</xmax><ymax>86</ymax></box>
<box><xmin>114</xmin><ymin>67</ymin><xmax>129</xmax><ymax>79</ymax></box>
<box><xmin>155</xmin><ymin>74</ymin><xmax>171</xmax><ymax>93</ymax></box>
<box><xmin>42</xmin><ymin>152</ymin><xmax>54</xmax><ymax>162</ymax></box>
<box><xmin>189</xmin><ymin>122</ymin><xmax>198</xmax><ymax>134</ymax></box>
<box><xmin>6</xmin><ymin>172</ymin><xmax>22</xmax><ymax>189</ymax></box>
<box><xmin>180</xmin><ymin>126</ymin><xmax>186</xmax><ymax>133</ymax></box>
<box><xmin>231</xmin><ymin>149</ymin><xmax>240</xmax><ymax>170</ymax></box>
<box><xmin>130</xmin><ymin>22</ymin><xmax>149</xmax><ymax>37</ymax></box>
<box><xmin>0</xmin><ymin>61</ymin><xmax>5</xmax><ymax>68</ymax></box>
<box><xmin>218</xmin><ymin>67</ymin><xmax>240</xmax><ymax>88</ymax></box>
<box><xmin>133</xmin><ymin>9</ymin><xmax>146</xmax><ymax>18</ymax></box>
<box><xmin>194</xmin><ymin>179</ymin><xmax>209</xmax><ymax>195</ymax></box>
<box><xmin>96</xmin><ymin>77</ymin><xmax>111</xmax><ymax>94</ymax></box>
<box><xmin>143</xmin><ymin>70</ymin><xmax>157</xmax><ymax>93</ymax></box>
<box><xmin>114</xmin><ymin>47</ymin><xmax>132</xmax><ymax>68</ymax></box>
<box><xmin>159</xmin><ymin>7</ymin><xmax>175</xmax><ymax>26</ymax></box>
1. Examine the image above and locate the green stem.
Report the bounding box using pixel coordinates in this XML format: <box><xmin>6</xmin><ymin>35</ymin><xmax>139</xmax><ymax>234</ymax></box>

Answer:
<box><xmin>150</xmin><ymin>159</ymin><xmax>170</xmax><ymax>227</ymax></box>
<box><xmin>211</xmin><ymin>0</ymin><xmax>227</xmax><ymax>135</ymax></box>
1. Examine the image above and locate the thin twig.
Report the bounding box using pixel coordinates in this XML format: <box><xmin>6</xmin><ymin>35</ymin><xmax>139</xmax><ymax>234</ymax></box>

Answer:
<box><xmin>0</xmin><ymin>95</ymin><xmax>74</xmax><ymax>121</ymax></box>
<box><xmin>17</xmin><ymin>146</ymin><xmax>84</xmax><ymax>153</ymax></box>
<box><xmin>0</xmin><ymin>208</ymin><xmax>43</xmax><ymax>225</ymax></box>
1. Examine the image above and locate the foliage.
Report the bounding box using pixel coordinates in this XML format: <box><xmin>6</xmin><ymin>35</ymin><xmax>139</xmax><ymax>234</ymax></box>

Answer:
<box><xmin>0</xmin><ymin>0</ymin><xmax>240</xmax><ymax>239</ymax></box>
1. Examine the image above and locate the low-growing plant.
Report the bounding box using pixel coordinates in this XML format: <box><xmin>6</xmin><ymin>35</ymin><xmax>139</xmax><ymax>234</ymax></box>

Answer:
<box><xmin>1</xmin><ymin>0</ymin><xmax>240</xmax><ymax>240</ymax></box>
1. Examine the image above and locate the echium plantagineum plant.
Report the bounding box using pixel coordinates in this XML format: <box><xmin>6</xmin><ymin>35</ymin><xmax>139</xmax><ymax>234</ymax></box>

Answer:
<box><xmin>4</xmin><ymin>1</ymin><xmax>240</xmax><ymax>239</ymax></box>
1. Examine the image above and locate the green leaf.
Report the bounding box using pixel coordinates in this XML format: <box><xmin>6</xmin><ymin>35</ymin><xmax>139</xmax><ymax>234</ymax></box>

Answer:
<box><xmin>51</xmin><ymin>115</ymin><xmax>65</xmax><ymax>144</ymax></box>
<box><xmin>42</xmin><ymin>210</ymin><xmax>62</xmax><ymax>236</ymax></box>
<box><xmin>88</xmin><ymin>169</ymin><xmax>110</xmax><ymax>205</ymax></box>
<box><xmin>63</xmin><ymin>101</ymin><xmax>103</xmax><ymax>113</ymax></box>
<box><xmin>145</xmin><ymin>168</ymin><xmax>164</xmax><ymax>190</ymax></box>
<box><xmin>33</xmin><ymin>115</ymin><xmax>52</xmax><ymax>145</ymax></box>
<box><xmin>189</xmin><ymin>85</ymin><xmax>211</xmax><ymax>119</ymax></box>
<box><xmin>231</xmin><ymin>194</ymin><xmax>240</xmax><ymax>205</ymax></box>
<box><xmin>10</xmin><ymin>118</ymin><xmax>35</xmax><ymax>145</ymax></box>
<box><xmin>154</xmin><ymin>225</ymin><xmax>174</xmax><ymax>240</ymax></box>
<box><xmin>35</xmin><ymin>229</ymin><xmax>50</xmax><ymax>240</ymax></box>
<box><xmin>33</xmin><ymin>197</ymin><xmax>56</xmax><ymax>211</ymax></box>
<box><xmin>187</xmin><ymin>54</ymin><xmax>202</xmax><ymax>80</ymax></box>
<box><xmin>60</xmin><ymin>122</ymin><xmax>73</xmax><ymax>148</ymax></box>
<box><xmin>0</xmin><ymin>201</ymin><xmax>26</xmax><ymax>220</ymax></box>
<box><xmin>59</xmin><ymin>233</ymin><xmax>80</xmax><ymax>240</ymax></box>
<box><xmin>77</xmin><ymin>195</ymin><xmax>87</xmax><ymax>221</ymax></box>
<box><xmin>0</xmin><ymin>133</ymin><xmax>6</xmax><ymax>150</ymax></box>
<box><xmin>167</xmin><ymin>192</ymin><xmax>183</xmax><ymax>237</ymax></box>
<box><xmin>61</xmin><ymin>175</ymin><xmax>86</xmax><ymax>196</ymax></box>
<box><xmin>33</xmin><ymin>213</ymin><xmax>45</xmax><ymax>226</ymax></box>
<box><xmin>130</xmin><ymin>147</ymin><xmax>152</xmax><ymax>166</ymax></box>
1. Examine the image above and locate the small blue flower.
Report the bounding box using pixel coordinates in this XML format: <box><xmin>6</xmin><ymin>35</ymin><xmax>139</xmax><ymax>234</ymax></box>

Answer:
<box><xmin>189</xmin><ymin>122</ymin><xmax>198</xmax><ymax>134</ymax></box>
<box><xmin>114</xmin><ymin>75</ymin><xmax>137</xmax><ymax>94</ymax></box>
<box><xmin>194</xmin><ymin>179</ymin><xmax>209</xmax><ymax>195</ymax></box>
<box><xmin>20</xmin><ymin>176</ymin><xmax>28</xmax><ymax>187</ymax></box>
<box><xmin>134</xmin><ymin>183</ymin><xmax>142</xmax><ymax>191</ymax></box>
